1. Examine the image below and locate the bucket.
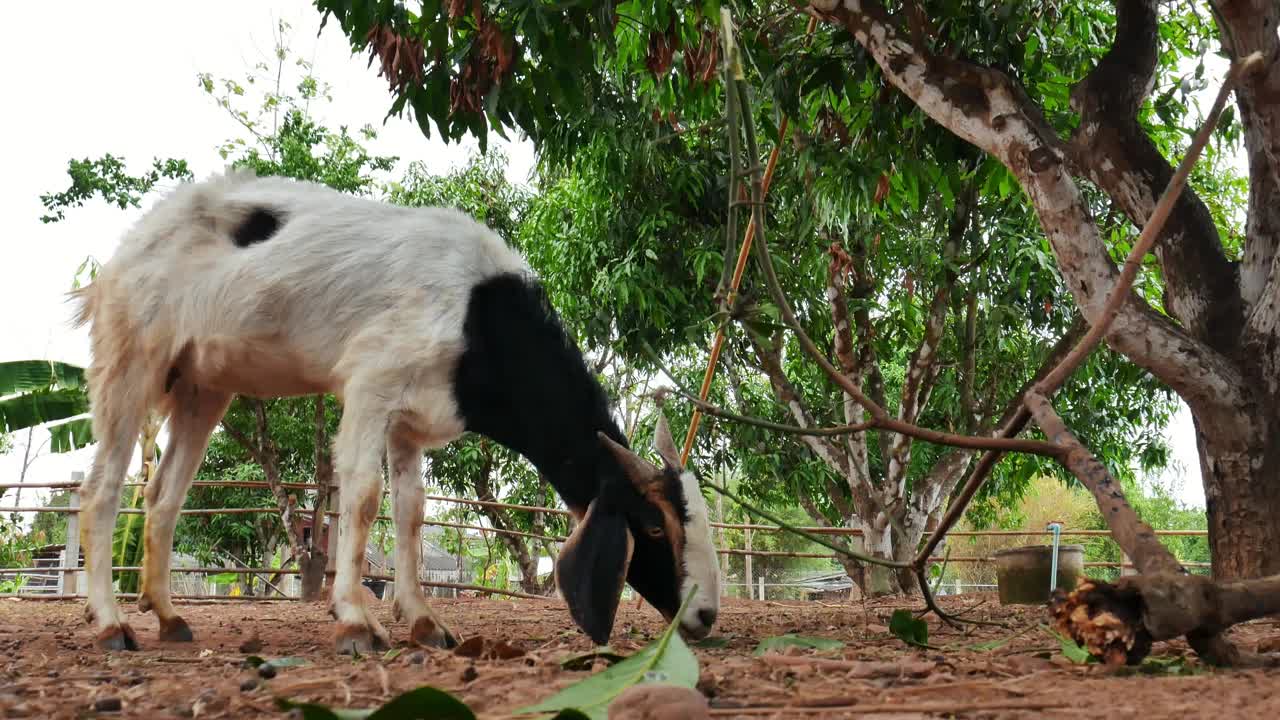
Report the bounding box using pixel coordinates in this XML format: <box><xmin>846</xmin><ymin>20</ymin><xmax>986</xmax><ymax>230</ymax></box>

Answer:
<box><xmin>992</xmin><ymin>544</ymin><xmax>1084</xmax><ymax>605</ymax></box>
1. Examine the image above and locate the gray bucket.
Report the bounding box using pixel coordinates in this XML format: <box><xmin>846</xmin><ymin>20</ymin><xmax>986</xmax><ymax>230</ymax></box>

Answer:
<box><xmin>992</xmin><ymin>544</ymin><xmax>1084</xmax><ymax>605</ymax></box>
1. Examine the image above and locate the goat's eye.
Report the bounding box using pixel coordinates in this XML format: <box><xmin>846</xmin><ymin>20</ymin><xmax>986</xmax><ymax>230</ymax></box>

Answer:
<box><xmin>645</xmin><ymin>526</ymin><xmax>665</xmax><ymax>539</ymax></box>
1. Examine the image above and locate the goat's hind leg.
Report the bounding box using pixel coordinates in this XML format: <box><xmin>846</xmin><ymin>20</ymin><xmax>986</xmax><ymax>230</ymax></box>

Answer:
<box><xmin>330</xmin><ymin>391</ymin><xmax>394</xmax><ymax>655</ymax></box>
<box><xmin>388</xmin><ymin>428</ymin><xmax>457</xmax><ymax>648</ymax></box>
<box><xmin>137</xmin><ymin>382</ymin><xmax>231</xmax><ymax>641</ymax></box>
<box><xmin>81</xmin><ymin>399</ymin><xmax>145</xmax><ymax>650</ymax></box>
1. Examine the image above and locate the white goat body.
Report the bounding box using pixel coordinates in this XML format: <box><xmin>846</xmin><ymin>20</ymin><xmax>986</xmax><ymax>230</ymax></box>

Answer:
<box><xmin>73</xmin><ymin>171</ymin><xmax>721</xmax><ymax>653</ymax></box>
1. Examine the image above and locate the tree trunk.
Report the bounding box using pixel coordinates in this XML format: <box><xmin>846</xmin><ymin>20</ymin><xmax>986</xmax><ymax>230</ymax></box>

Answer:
<box><xmin>1195</xmin><ymin>408</ymin><xmax>1280</xmax><ymax>580</ymax></box>
<box><xmin>298</xmin><ymin>550</ymin><xmax>328</xmax><ymax>600</ymax></box>
<box><xmin>854</xmin><ymin>522</ymin><xmax>900</xmax><ymax>596</ymax></box>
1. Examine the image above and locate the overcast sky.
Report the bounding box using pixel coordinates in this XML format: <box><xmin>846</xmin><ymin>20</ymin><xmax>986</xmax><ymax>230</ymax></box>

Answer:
<box><xmin>0</xmin><ymin>1</ymin><xmax>1206</xmax><ymax>511</ymax></box>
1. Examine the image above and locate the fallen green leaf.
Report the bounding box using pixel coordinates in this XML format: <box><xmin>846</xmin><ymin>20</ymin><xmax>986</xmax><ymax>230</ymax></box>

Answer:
<box><xmin>752</xmin><ymin>634</ymin><xmax>844</xmax><ymax>656</ymax></box>
<box><xmin>383</xmin><ymin>648</ymin><xmax>404</xmax><ymax>663</ymax></box>
<box><xmin>1046</xmin><ymin>627</ymin><xmax>1093</xmax><ymax>664</ymax></box>
<box><xmin>276</xmin><ymin>685</ymin><xmax>475</xmax><ymax>720</ymax></box>
<box><xmin>889</xmin><ymin>610</ymin><xmax>929</xmax><ymax>648</ymax></box>
<box><xmin>693</xmin><ymin>636</ymin><xmax>730</xmax><ymax>649</ymax></box>
<box><xmin>514</xmin><ymin>589</ymin><xmax>700</xmax><ymax>720</ymax></box>
<box><xmin>560</xmin><ymin>647</ymin><xmax>627</xmax><ymax>671</ymax></box>
<box><xmin>1137</xmin><ymin>655</ymin><xmax>1200</xmax><ymax>676</ymax></box>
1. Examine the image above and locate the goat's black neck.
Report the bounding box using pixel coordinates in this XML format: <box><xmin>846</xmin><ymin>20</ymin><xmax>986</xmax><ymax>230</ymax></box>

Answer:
<box><xmin>452</xmin><ymin>273</ymin><xmax>628</xmax><ymax>512</ymax></box>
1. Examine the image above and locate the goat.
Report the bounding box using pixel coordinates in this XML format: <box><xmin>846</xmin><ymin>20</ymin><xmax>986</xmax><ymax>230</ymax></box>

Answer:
<box><xmin>71</xmin><ymin>170</ymin><xmax>721</xmax><ymax>654</ymax></box>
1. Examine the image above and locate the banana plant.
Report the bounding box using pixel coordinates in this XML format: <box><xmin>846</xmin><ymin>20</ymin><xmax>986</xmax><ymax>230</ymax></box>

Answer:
<box><xmin>0</xmin><ymin>360</ymin><xmax>94</xmax><ymax>452</ymax></box>
<box><xmin>112</xmin><ymin>412</ymin><xmax>162</xmax><ymax>593</ymax></box>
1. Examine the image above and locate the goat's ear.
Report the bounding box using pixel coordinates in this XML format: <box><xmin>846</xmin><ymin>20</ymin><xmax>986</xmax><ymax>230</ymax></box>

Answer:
<box><xmin>556</xmin><ymin>500</ymin><xmax>634</xmax><ymax>645</ymax></box>
<box><xmin>653</xmin><ymin>411</ymin><xmax>682</xmax><ymax>470</ymax></box>
<box><xmin>598</xmin><ymin>431</ymin><xmax>658</xmax><ymax>488</ymax></box>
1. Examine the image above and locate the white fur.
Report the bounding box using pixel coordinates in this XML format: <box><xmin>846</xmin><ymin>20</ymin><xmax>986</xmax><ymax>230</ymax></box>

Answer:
<box><xmin>74</xmin><ymin>171</ymin><xmax>527</xmax><ymax>649</ymax></box>
<box><xmin>677</xmin><ymin>469</ymin><xmax>721</xmax><ymax>636</ymax></box>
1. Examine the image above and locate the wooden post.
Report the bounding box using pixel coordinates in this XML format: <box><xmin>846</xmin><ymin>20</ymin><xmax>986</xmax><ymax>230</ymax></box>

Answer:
<box><xmin>1121</xmin><ymin>551</ymin><xmax>1138</xmax><ymax>576</ymax></box>
<box><xmin>744</xmin><ymin>528</ymin><xmax>754</xmax><ymax>600</ymax></box>
<box><xmin>325</xmin><ymin>483</ymin><xmax>340</xmax><ymax>587</ymax></box>
<box><xmin>758</xmin><ymin>574</ymin><xmax>765</xmax><ymax>602</ymax></box>
<box><xmin>61</xmin><ymin>471</ymin><xmax>84</xmax><ymax>596</ymax></box>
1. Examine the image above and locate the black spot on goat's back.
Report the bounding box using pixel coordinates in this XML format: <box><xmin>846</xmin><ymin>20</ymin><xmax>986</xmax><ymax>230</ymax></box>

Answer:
<box><xmin>232</xmin><ymin>208</ymin><xmax>282</xmax><ymax>247</ymax></box>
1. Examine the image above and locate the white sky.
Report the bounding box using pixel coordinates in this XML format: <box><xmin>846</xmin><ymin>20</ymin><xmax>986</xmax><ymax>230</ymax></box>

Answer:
<box><xmin>0</xmin><ymin>1</ymin><xmax>1205</xmax><ymax>511</ymax></box>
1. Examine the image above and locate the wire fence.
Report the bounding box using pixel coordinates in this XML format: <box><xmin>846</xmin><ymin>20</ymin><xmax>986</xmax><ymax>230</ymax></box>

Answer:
<box><xmin>0</xmin><ymin>476</ymin><xmax>1210</xmax><ymax>602</ymax></box>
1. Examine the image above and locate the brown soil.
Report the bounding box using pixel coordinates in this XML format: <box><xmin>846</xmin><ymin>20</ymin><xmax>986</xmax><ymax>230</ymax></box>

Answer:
<box><xmin>3</xmin><ymin>594</ymin><xmax>1278</xmax><ymax>718</ymax></box>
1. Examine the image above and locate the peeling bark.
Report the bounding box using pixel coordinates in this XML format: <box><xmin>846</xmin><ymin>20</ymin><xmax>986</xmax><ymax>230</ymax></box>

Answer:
<box><xmin>1068</xmin><ymin>0</ymin><xmax>1240</xmax><ymax>349</ymax></box>
<box><xmin>814</xmin><ymin>0</ymin><xmax>1249</xmax><ymax>420</ymax></box>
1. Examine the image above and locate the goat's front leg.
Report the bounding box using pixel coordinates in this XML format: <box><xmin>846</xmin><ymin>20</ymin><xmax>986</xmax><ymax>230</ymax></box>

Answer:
<box><xmin>330</xmin><ymin>396</ymin><xmax>393</xmax><ymax>655</ymax></box>
<box><xmin>388</xmin><ymin>428</ymin><xmax>457</xmax><ymax>648</ymax></box>
<box><xmin>137</xmin><ymin>384</ymin><xmax>230</xmax><ymax>641</ymax></box>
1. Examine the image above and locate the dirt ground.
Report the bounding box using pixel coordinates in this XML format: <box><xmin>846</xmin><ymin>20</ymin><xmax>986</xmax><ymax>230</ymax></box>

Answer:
<box><xmin>2</xmin><ymin>594</ymin><xmax>1279</xmax><ymax>719</ymax></box>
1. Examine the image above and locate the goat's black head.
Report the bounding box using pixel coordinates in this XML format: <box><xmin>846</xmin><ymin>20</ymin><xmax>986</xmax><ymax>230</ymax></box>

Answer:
<box><xmin>555</xmin><ymin>412</ymin><xmax>721</xmax><ymax>645</ymax></box>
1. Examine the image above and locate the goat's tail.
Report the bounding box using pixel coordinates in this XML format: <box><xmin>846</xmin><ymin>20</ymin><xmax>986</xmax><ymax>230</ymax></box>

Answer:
<box><xmin>69</xmin><ymin>283</ymin><xmax>97</xmax><ymax>330</ymax></box>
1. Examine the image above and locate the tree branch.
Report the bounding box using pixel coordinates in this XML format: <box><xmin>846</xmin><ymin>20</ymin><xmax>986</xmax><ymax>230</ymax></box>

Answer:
<box><xmin>917</xmin><ymin>315</ymin><xmax>1087</xmax><ymax>565</ymax></box>
<box><xmin>809</xmin><ymin>0</ymin><xmax>1251</xmax><ymax>419</ymax></box>
<box><xmin>886</xmin><ymin>187</ymin><xmax>973</xmax><ymax>492</ymax></box>
<box><xmin>1029</xmin><ymin>390</ymin><xmax>1277</xmax><ymax>667</ymax></box>
<box><xmin>643</xmin><ymin>342</ymin><xmax>875</xmax><ymax>441</ymax></box>
<box><xmin>1067</xmin><ymin>0</ymin><xmax>1240</xmax><ymax>349</ymax></box>
<box><xmin>1037</xmin><ymin>51</ymin><xmax>1259</xmax><ymax>396</ymax></box>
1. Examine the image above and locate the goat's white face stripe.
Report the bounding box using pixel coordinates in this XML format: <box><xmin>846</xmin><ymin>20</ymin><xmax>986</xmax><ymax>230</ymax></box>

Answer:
<box><xmin>676</xmin><ymin>469</ymin><xmax>720</xmax><ymax>632</ymax></box>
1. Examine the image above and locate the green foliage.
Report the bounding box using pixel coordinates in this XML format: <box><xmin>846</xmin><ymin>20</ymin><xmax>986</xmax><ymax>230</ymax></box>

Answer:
<box><xmin>753</xmin><ymin>634</ymin><xmax>843</xmax><ymax>656</ymax></box>
<box><xmin>277</xmin><ymin>686</ymin><xmax>475</xmax><ymax>720</ymax></box>
<box><xmin>29</xmin><ymin>490</ymin><xmax>72</xmax><ymax>546</ymax></box>
<box><xmin>888</xmin><ymin>609</ymin><xmax>929</xmax><ymax>648</ymax></box>
<box><xmin>0</xmin><ymin>360</ymin><xmax>94</xmax><ymax>454</ymax></box>
<box><xmin>1080</xmin><ymin>476</ymin><xmax>1210</xmax><ymax>580</ymax></box>
<box><xmin>516</xmin><ymin>590</ymin><xmax>700</xmax><ymax>720</ymax></box>
<box><xmin>39</xmin><ymin>155</ymin><xmax>192</xmax><ymax>223</ymax></box>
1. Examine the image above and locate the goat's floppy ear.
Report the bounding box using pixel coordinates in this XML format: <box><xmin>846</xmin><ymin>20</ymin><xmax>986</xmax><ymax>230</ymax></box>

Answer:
<box><xmin>653</xmin><ymin>412</ymin><xmax>683</xmax><ymax>470</ymax></box>
<box><xmin>555</xmin><ymin>499</ymin><xmax>634</xmax><ymax>645</ymax></box>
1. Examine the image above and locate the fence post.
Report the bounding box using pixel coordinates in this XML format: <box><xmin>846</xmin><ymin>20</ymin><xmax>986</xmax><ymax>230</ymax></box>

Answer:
<box><xmin>325</xmin><ymin>483</ymin><xmax>340</xmax><ymax>582</ymax></box>
<box><xmin>62</xmin><ymin>471</ymin><xmax>84</xmax><ymax>596</ymax></box>
<box><xmin>758</xmin><ymin>574</ymin><xmax>764</xmax><ymax>602</ymax></box>
<box><xmin>1121</xmin><ymin>551</ymin><xmax>1137</xmax><ymax>576</ymax></box>
<box><xmin>744</xmin><ymin>528</ymin><xmax>754</xmax><ymax>600</ymax></box>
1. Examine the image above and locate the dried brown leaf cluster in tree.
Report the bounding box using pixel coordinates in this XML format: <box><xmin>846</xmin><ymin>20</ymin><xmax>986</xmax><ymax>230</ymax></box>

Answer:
<box><xmin>449</xmin><ymin>9</ymin><xmax>517</xmax><ymax>117</ymax></box>
<box><xmin>683</xmin><ymin>26</ymin><xmax>721</xmax><ymax>86</ymax></box>
<box><xmin>816</xmin><ymin>107</ymin><xmax>851</xmax><ymax>146</ymax></box>
<box><xmin>646</xmin><ymin>22</ymin><xmax>680</xmax><ymax>77</ymax></box>
<box><xmin>364</xmin><ymin>25</ymin><xmax>425</xmax><ymax>94</ymax></box>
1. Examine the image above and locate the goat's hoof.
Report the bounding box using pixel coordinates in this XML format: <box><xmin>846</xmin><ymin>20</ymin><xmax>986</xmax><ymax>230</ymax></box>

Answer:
<box><xmin>410</xmin><ymin>616</ymin><xmax>457</xmax><ymax>649</ymax></box>
<box><xmin>158</xmin><ymin>616</ymin><xmax>194</xmax><ymax>642</ymax></box>
<box><xmin>334</xmin><ymin>624</ymin><xmax>390</xmax><ymax>656</ymax></box>
<box><xmin>96</xmin><ymin>624</ymin><xmax>140</xmax><ymax>652</ymax></box>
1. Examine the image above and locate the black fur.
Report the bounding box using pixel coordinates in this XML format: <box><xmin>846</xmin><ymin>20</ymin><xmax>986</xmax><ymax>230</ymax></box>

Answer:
<box><xmin>555</xmin><ymin>503</ymin><xmax>631</xmax><ymax>645</ymax></box>
<box><xmin>452</xmin><ymin>273</ymin><xmax>627</xmax><ymax>509</ymax></box>
<box><xmin>232</xmin><ymin>208</ymin><xmax>282</xmax><ymax>247</ymax></box>
<box><xmin>452</xmin><ymin>273</ymin><xmax>688</xmax><ymax>634</ymax></box>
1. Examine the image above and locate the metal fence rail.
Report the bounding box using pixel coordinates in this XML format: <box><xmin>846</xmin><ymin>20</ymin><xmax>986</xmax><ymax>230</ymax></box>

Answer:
<box><xmin>0</xmin><ymin>473</ymin><xmax>1209</xmax><ymax>601</ymax></box>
